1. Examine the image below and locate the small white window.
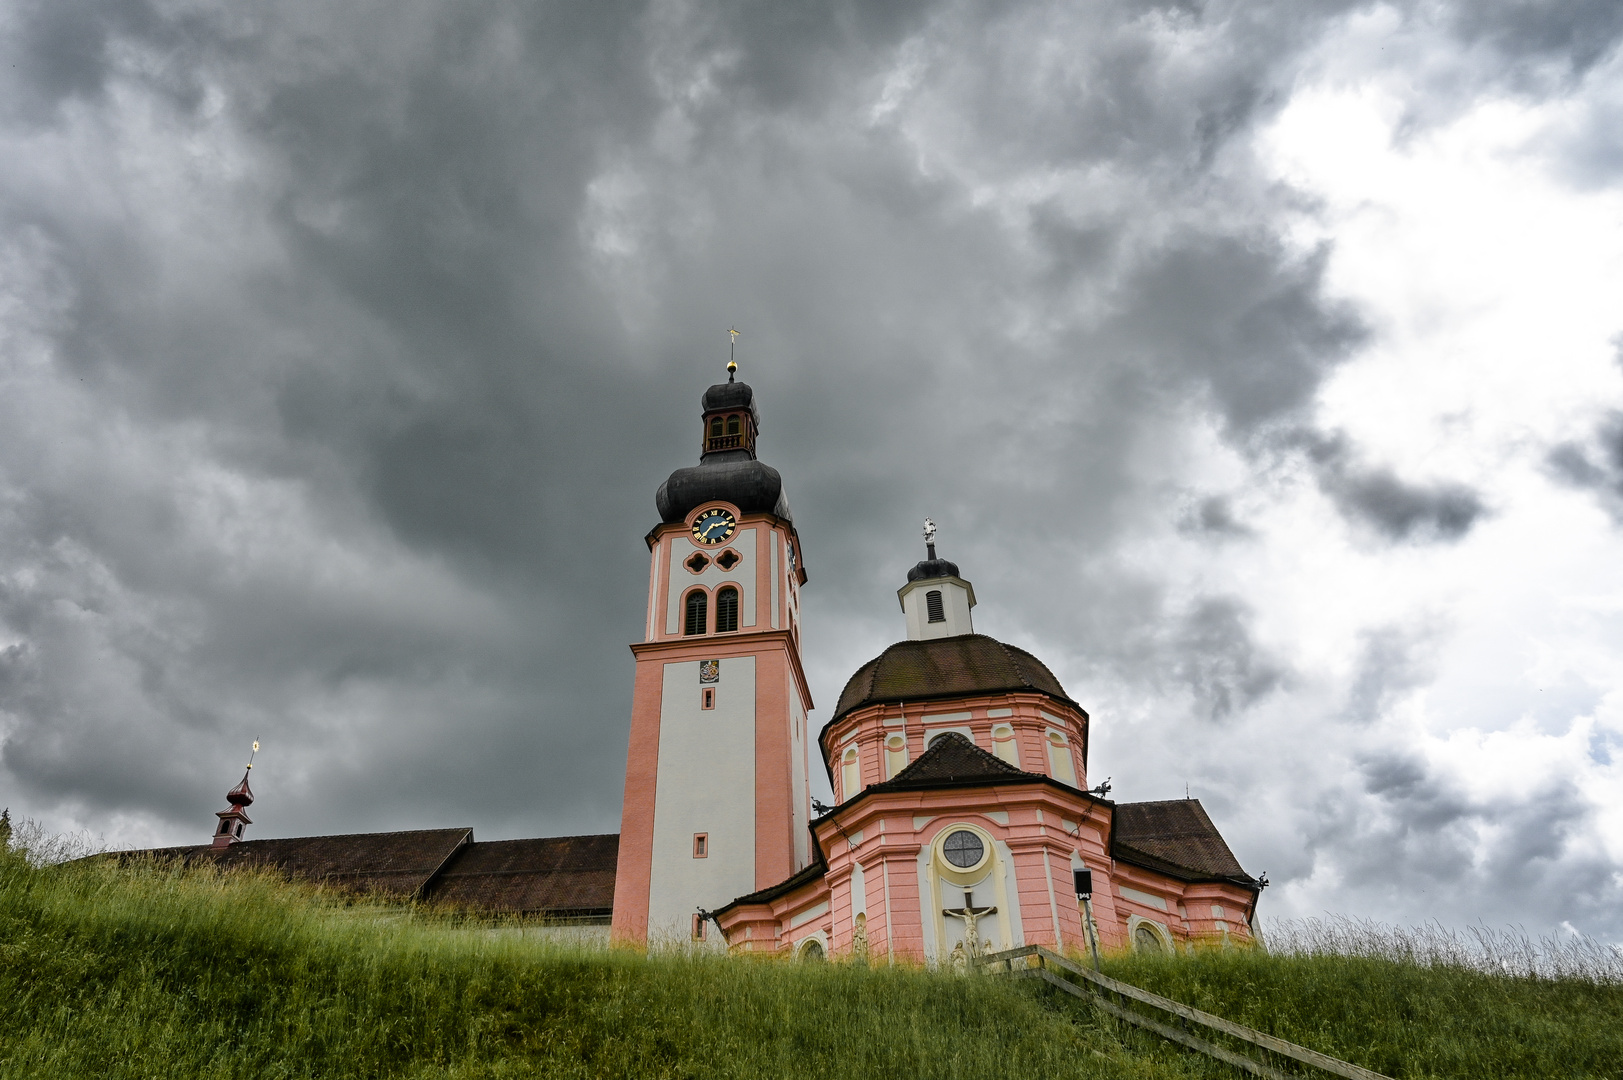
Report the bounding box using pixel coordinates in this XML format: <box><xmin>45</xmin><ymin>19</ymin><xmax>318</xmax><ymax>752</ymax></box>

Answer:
<box><xmin>925</xmin><ymin>590</ymin><xmax>945</xmax><ymax>623</ymax></box>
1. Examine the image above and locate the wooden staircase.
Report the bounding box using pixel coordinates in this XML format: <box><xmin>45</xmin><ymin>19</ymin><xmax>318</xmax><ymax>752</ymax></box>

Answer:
<box><xmin>974</xmin><ymin>945</ymin><xmax>1393</xmax><ymax>1080</ymax></box>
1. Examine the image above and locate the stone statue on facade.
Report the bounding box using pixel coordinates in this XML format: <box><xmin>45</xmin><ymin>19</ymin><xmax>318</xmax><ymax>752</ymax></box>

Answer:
<box><xmin>943</xmin><ymin>890</ymin><xmax>997</xmax><ymax>959</ymax></box>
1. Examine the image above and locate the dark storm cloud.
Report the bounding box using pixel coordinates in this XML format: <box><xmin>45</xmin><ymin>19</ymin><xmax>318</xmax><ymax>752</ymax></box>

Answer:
<box><xmin>1170</xmin><ymin>597</ymin><xmax>1287</xmax><ymax>721</ymax></box>
<box><xmin>1177</xmin><ymin>495</ymin><xmax>1253</xmax><ymax>539</ymax></box>
<box><xmin>1296</xmin><ymin>430</ymin><xmax>1487</xmax><ymax>542</ymax></box>
<box><xmin>0</xmin><ymin>0</ymin><xmax>1364</xmax><ymax>848</ymax></box>
<box><xmin>1549</xmin><ymin>410</ymin><xmax>1623</xmax><ymax>521</ymax></box>
<box><xmin>1100</xmin><ymin>237</ymin><xmax>1367</xmax><ymax>438</ymax></box>
<box><xmin>1293</xmin><ymin>751</ymin><xmax>1623</xmax><ymax>931</ymax></box>
<box><xmin>0</xmin><ymin>0</ymin><xmax>1617</xmax><ymax>939</ymax></box>
<box><xmin>1343</xmin><ymin>624</ymin><xmax>1436</xmax><ymax>726</ymax></box>
<box><xmin>1449</xmin><ymin>0</ymin><xmax>1623</xmax><ymax>79</ymax></box>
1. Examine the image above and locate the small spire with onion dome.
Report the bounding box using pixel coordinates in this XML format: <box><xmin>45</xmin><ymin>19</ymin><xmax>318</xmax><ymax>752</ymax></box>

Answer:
<box><xmin>211</xmin><ymin>740</ymin><xmax>258</xmax><ymax>848</ymax></box>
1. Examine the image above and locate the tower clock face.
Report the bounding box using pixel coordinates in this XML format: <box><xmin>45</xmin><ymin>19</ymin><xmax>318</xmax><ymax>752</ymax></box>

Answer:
<box><xmin>692</xmin><ymin>508</ymin><xmax>737</xmax><ymax>545</ymax></box>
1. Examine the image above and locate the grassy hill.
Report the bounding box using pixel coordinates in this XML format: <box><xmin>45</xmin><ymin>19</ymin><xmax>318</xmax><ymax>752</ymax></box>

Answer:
<box><xmin>1107</xmin><ymin>933</ymin><xmax>1623</xmax><ymax>1079</ymax></box>
<box><xmin>1</xmin><ymin>831</ymin><xmax>1618</xmax><ymax>1079</ymax></box>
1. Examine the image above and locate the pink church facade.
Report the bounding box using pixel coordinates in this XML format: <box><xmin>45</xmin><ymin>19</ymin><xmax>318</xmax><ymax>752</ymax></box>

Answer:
<box><xmin>712</xmin><ymin>642</ymin><xmax>1261</xmax><ymax>962</ymax></box>
<box><xmin>612</xmin><ymin>368</ymin><xmax>1263</xmax><ymax>962</ymax></box>
<box><xmin>138</xmin><ymin>365</ymin><xmax>1259</xmax><ymax>954</ymax></box>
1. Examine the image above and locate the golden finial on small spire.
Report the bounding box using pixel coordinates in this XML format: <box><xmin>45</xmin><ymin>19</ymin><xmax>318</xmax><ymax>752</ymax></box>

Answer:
<box><xmin>246</xmin><ymin>739</ymin><xmax>260</xmax><ymax>770</ymax></box>
<box><xmin>727</xmin><ymin>327</ymin><xmax>740</xmax><ymax>380</ymax></box>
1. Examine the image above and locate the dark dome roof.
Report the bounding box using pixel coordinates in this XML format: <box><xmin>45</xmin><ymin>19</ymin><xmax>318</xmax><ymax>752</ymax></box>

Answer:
<box><xmin>832</xmin><ymin>634</ymin><xmax>1075</xmax><ymax>721</ymax></box>
<box><xmin>906</xmin><ymin>557</ymin><xmax>960</xmax><ymax>582</ymax></box>
<box><xmin>702</xmin><ymin>380</ymin><xmax>759</xmax><ymax>422</ymax></box>
<box><xmin>656</xmin><ymin>456</ymin><xmax>792</xmax><ymax>523</ymax></box>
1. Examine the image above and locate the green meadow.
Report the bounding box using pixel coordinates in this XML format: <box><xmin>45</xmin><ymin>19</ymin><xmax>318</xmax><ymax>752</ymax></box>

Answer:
<box><xmin>1102</xmin><ymin>923</ymin><xmax>1623</xmax><ymax>1080</ymax></box>
<box><xmin>1</xmin><ymin>827</ymin><xmax>1618</xmax><ymax>1079</ymax></box>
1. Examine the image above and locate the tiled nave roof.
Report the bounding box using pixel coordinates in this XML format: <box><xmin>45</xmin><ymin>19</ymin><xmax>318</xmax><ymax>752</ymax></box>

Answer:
<box><xmin>1111</xmin><ymin>799</ymin><xmax>1257</xmax><ymax>886</ymax></box>
<box><xmin>122</xmin><ymin>829</ymin><xmax>619</xmax><ymax>917</ymax></box>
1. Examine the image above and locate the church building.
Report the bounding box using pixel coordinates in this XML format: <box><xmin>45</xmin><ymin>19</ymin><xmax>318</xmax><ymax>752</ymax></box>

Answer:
<box><xmin>132</xmin><ymin>365</ymin><xmax>1262</xmax><ymax>962</ymax></box>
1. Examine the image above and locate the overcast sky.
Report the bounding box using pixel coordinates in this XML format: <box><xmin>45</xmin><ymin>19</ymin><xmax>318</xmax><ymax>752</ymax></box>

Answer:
<box><xmin>2</xmin><ymin>0</ymin><xmax>1621</xmax><ymax>941</ymax></box>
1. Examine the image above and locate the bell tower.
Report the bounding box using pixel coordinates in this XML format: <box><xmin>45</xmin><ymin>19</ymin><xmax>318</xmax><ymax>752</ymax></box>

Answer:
<box><xmin>612</xmin><ymin>363</ymin><xmax>814</xmax><ymax>945</ymax></box>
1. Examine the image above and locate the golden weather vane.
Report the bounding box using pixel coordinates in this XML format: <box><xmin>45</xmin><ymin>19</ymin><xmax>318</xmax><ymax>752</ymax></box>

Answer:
<box><xmin>247</xmin><ymin>739</ymin><xmax>260</xmax><ymax>770</ymax></box>
<box><xmin>727</xmin><ymin>326</ymin><xmax>740</xmax><ymax>378</ymax></box>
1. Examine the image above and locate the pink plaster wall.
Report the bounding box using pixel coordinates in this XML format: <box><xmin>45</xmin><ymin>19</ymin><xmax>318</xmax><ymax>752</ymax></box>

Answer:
<box><xmin>718</xmin><ymin>779</ymin><xmax>1256</xmax><ymax>961</ymax></box>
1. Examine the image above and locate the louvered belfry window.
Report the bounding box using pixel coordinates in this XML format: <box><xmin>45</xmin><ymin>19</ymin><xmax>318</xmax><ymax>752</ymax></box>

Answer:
<box><xmin>684</xmin><ymin>591</ymin><xmax>708</xmax><ymax>636</ymax></box>
<box><xmin>715</xmin><ymin>586</ymin><xmax>739</xmax><ymax>632</ymax></box>
<box><xmin>926</xmin><ymin>589</ymin><xmax>945</xmax><ymax>623</ymax></box>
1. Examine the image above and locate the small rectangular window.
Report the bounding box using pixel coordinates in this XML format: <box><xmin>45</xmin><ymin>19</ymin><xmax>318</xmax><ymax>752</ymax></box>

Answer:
<box><xmin>926</xmin><ymin>590</ymin><xmax>945</xmax><ymax>623</ymax></box>
<box><xmin>702</xmin><ymin>687</ymin><xmax>715</xmax><ymax>710</ymax></box>
<box><xmin>693</xmin><ymin>832</ymin><xmax>708</xmax><ymax>858</ymax></box>
<box><xmin>692</xmin><ymin>913</ymin><xmax>708</xmax><ymax>940</ymax></box>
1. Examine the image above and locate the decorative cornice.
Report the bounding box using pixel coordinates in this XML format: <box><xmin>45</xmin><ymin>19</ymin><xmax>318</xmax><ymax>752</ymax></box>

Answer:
<box><xmin>629</xmin><ymin>628</ymin><xmax>814</xmax><ymax>713</ymax></box>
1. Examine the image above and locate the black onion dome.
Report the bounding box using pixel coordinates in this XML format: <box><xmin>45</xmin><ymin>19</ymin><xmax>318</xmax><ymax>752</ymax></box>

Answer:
<box><xmin>656</xmin><ymin>457</ymin><xmax>792</xmax><ymax>523</ymax></box>
<box><xmin>702</xmin><ymin>379</ymin><xmax>760</xmax><ymax>424</ymax></box>
<box><xmin>906</xmin><ymin>557</ymin><xmax>961</xmax><ymax>582</ymax></box>
<box><xmin>831</xmin><ymin>634</ymin><xmax>1077</xmax><ymax>721</ymax></box>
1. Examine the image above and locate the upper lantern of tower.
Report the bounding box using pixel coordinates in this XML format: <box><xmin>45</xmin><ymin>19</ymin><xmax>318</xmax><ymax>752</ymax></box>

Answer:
<box><xmin>897</xmin><ymin>520</ymin><xmax>976</xmax><ymax>639</ymax></box>
<box><xmin>654</xmin><ymin>364</ymin><xmax>792</xmax><ymax>524</ymax></box>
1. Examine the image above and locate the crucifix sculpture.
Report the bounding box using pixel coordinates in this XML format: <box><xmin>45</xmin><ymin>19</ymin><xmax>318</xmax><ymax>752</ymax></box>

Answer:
<box><xmin>943</xmin><ymin>889</ymin><xmax>997</xmax><ymax>957</ymax></box>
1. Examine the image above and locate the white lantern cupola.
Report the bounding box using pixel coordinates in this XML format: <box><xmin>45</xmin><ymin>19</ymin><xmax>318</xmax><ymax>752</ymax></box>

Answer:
<box><xmin>898</xmin><ymin>519</ymin><xmax>976</xmax><ymax>640</ymax></box>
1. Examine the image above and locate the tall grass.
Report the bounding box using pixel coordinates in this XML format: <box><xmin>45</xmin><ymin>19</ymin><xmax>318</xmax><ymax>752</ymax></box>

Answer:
<box><xmin>1101</xmin><ymin>918</ymin><xmax>1623</xmax><ymax>1080</ymax></box>
<box><xmin>6</xmin><ymin>820</ymin><xmax>1618</xmax><ymax>1079</ymax></box>
<box><xmin>0</xmin><ymin>823</ymin><xmax>1186</xmax><ymax>1080</ymax></box>
<box><xmin>1260</xmin><ymin>913</ymin><xmax>1623</xmax><ymax>984</ymax></box>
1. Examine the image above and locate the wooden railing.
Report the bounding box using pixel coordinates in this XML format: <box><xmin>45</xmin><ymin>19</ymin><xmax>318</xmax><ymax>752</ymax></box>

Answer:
<box><xmin>705</xmin><ymin>433</ymin><xmax>744</xmax><ymax>452</ymax></box>
<box><xmin>975</xmin><ymin>945</ymin><xmax>1392</xmax><ymax>1080</ymax></box>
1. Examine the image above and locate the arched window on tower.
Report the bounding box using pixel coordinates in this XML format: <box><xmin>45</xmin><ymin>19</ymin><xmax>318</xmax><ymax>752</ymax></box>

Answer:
<box><xmin>726</xmin><ymin>414</ymin><xmax>740</xmax><ymax>435</ymax></box>
<box><xmin>840</xmin><ymin>746</ymin><xmax>861</xmax><ymax>801</ymax></box>
<box><xmin>710</xmin><ymin>416</ymin><xmax>724</xmax><ymax>438</ymax></box>
<box><xmin>715</xmin><ymin>586</ymin><xmax>739</xmax><ymax>632</ymax></box>
<box><xmin>926</xmin><ymin>590</ymin><xmax>945</xmax><ymax>623</ymax></box>
<box><xmin>885</xmin><ymin>734</ymin><xmax>908</xmax><ymax>778</ymax></box>
<box><xmin>991</xmin><ymin>724</ymin><xmax>1019</xmax><ymax>766</ymax></box>
<box><xmin>1046</xmin><ymin>730</ymin><xmax>1077</xmax><ymax>785</ymax></box>
<box><xmin>684</xmin><ymin>590</ymin><xmax>708</xmax><ymax>636</ymax></box>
